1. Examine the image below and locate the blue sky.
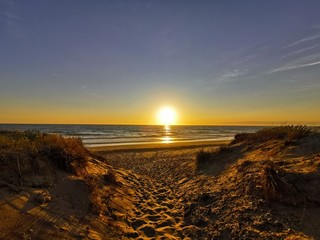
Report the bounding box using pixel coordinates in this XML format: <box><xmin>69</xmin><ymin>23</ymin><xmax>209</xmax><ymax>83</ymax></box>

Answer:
<box><xmin>1</xmin><ymin>0</ymin><xmax>320</xmax><ymax>124</ymax></box>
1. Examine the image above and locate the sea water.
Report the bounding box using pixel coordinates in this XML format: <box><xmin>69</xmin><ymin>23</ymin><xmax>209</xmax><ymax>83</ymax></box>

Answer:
<box><xmin>0</xmin><ymin>124</ymin><xmax>265</xmax><ymax>147</ymax></box>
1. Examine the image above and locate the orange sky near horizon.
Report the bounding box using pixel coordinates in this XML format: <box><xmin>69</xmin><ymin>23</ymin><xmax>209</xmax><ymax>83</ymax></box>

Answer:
<box><xmin>1</xmin><ymin>103</ymin><xmax>319</xmax><ymax>126</ymax></box>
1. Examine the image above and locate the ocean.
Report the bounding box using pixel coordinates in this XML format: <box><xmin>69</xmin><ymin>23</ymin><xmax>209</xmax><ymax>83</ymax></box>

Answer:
<box><xmin>0</xmin><ymin>124</ymin><xmax>265</xmax><ymax>147</ymax></box>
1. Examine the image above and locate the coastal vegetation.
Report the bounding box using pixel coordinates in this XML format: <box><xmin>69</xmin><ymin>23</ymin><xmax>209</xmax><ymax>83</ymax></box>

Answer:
<box><xmin>0</xmin><ymin>130</ymin><xmax>89</xmax><ymax>173</ymax></box>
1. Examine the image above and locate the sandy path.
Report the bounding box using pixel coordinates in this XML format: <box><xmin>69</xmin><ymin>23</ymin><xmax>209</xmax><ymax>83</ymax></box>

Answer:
<box><xmin>123</xmin><ymin>173</ymin><xmax>185</xmax><ymax>239</ymax></box>
<box><xmin>95</xmin><ymin>147</ymin><xmax>218</xmax><ymax>239</ymax></box>
<box><xmin>89</xmin><ymin>155</ymin><xmax>187</xmax><ymax>239</ymax></box>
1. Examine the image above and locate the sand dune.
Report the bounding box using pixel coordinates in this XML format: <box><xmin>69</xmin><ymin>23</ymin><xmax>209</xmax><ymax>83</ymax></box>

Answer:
<box><xmin>1</xmin><ymin>127</ymin><xmax>320</xmax><ymax>239</ymax></box>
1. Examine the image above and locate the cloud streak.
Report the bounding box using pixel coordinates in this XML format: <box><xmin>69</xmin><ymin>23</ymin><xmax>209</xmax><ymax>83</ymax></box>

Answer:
<box><xmin>214</xmin><ymin>69</ymin><xmax>248</xmax><ymax>83</ymax></box>
<box><xmin>289</xmin><ymin>83</ymin><xmax>320</xmax><ymax>93</ymax></box>
<box><xmin>269</xmin><ymin>60</ymin><xmax>320</xmax><ymax>73</ymax></box>
<box><xmin>283</xmin><ymin>45</ymin><xmax>318</xmax><ymax>58</ymax></box>
<box><xmin>268</xmin><ymin>53</ymin><xmax>320</xmax><ymax>74</ymax></box>
<box><xmin>284</xmin><ymin>33</ymin><xmax>320</xmax><ymax>49</ymax></box>
<box><xmin>1</xmin><ymin>0</ymin><xmax>37</xmax><ymax>40</ymax></box>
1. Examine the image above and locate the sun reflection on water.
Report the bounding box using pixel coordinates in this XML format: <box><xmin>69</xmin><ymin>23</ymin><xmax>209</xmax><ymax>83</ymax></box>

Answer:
<box><xmin>162</xmin><ymin>125</ymin><xmax>173</xmax><ymax>143</ymax></box>
<box><xmin>162</xmin><ymin>136</ymin><xmax>172</xmax><ymax>143</ymax></box>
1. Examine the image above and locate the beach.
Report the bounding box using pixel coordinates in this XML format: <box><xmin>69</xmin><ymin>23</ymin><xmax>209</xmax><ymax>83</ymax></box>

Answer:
<box><xmin>88</xmin><ymin>139</ymin><xmax>230</xmax><ymax>153</ymax></box>
<box><xmin>1</xmin><ymin>126</ymin><xmax>320</xmax><ymax>239</ymax></box>
<box><xmin>2</xmin><ymin>1</ymin><xmax>320</xmax><ymax>239</ymax></box>
<box><xmin>89</xmin><ymin>141</ymin><xmax>227</xmax><ymax>239</ymax></box>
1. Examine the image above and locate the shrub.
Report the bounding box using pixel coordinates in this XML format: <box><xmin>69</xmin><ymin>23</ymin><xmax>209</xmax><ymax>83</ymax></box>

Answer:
<box><xmin>196</xmin><ymin>145</ymin><xmax>232</xmax><ymax>170</ymax></box>
<box><xmin>86</xmin><ymin>175</ymin><xmax>104</xmax><ymax>214</ymax></box>
<box><xmin>196</xmin><ymin>149</ymin><xmax>213</xmax><ymax>166</ymax></box>
<box><xmin>38</xmin><ymin>134</ymin><xmax>89</xmax><ymax>172</ymax></box>
<box><xmin>260</xmin><ymin>163</ymin><xmax>314</xmax><ymax>205</ymax></box>
<box><xmin>0</xmin><ymin>130</ymin><xmax>90</xmax><ymax>174</ymax></box>
<box><xmin>103</xmin><ymin>169</ymin><xmax>118</xmax><ymax>185</ymax></box>
<box><xmin>233</xmin><ymin>125</ymin><xmax>312</xmax><ymax>144</ymax></box>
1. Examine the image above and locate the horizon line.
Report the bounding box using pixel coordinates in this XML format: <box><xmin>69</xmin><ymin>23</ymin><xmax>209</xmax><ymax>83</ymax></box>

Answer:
<box><xmin>0</xmin><ymin>122</ymin><xmax>319</xmax><ymax>127</ymax></box>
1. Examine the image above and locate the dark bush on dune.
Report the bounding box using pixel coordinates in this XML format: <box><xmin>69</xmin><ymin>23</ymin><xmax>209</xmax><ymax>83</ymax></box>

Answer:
<box><xmin>196</xmin><ymin>149</ymin><xmax>213</xmax><ymax>165</ymax></box>
<box><xmin>39</xmin><ymin>134</ymin><xmax>89</xmax><ymax>173</ymax></box>
<box><xmin>233</xmin><ymin>125</ymin><xmax>312</xmax><ymax>144</ymax></box>
<box><xmin>103</xmin><ymin>170</ymin><xmax>118</xmax><ymax>185</ymax></box>
<box><xmin>0</xmin><ymin>130</ymin><xmax>90</xmax><ymax>174</ymax></box>
<box><xmin>261</xmin><ymin>163</ymin><xmax>320</xmax><ymax>205</ymax></box>
<box><xmin>196</xmin><ymin>149</ymin><xmax>217</xmax><ymax>169</ymax></box>
<box><xmin>196</xmin><ymin>145</ymin><xmax>231</xmax><ymax>169</ymax></box>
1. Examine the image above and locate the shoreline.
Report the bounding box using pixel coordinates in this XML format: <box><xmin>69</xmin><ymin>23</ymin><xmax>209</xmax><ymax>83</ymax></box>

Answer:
<box><xmin>88</xmin><ymin>139</ymin><xmax>231</xmax><ymax>153</ymax></box>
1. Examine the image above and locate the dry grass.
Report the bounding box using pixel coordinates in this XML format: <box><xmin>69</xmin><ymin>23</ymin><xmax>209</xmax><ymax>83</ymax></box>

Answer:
<box><xmin>0</xmin><ymin>130</ymin><xmax>119</xmax><ymax>215</ymax></box>
<box><xmin>196</xmin><ymin>144</ymin><xmax>231</xmax><ymax>169</ymax></box>
<box><xmin>86</xmin><ymin>175</ymin><xmax>104</xmax><ymax>215</ymax></box>
<box><xmin>196</xmin><ymin>149</ymin><xmax>214</xmax><ymax>166</ymax></box>
<box><xmin>261</xmin><ymin>163</ymin><xmax>284</xmax><ymax>202</ymax></box>
<box><xmin>86</xmin><ymin>168</ymin><xmax>118</xmax><ymax>216</ymax></box>
<box><xmin>260</xmin><ymin>162</ymin><xmax>320</xmax><ymax>206</ymax></box>
<box><xmin>0</xmin><ymin>130</ymin><xmax>90</xmax><ymax>174</ymax></box>
<box><xmin>233</xmin><ymin>125</ymin><xmax>312</xmax><ymax>144</ymax></box>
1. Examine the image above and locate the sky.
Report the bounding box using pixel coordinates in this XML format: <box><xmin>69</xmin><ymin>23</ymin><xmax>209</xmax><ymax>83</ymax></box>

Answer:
<box><xmin>0</xmin><ymin>0</ymin><xmax>320</xmax><ymax>125</ymax></box>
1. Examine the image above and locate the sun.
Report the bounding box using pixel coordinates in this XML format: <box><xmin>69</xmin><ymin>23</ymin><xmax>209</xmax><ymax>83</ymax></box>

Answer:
<box><xmin>157</xmin><ymin>107</ymin><xmax>177</xmax><ymax>125</ymax></box>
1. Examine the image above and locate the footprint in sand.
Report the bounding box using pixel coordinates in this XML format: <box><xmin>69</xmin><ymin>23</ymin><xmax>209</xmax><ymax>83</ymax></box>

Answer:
<box><xmin>165</xmin><ymin>203</ymin><xmax>174</xmax><ymax>210</ymax></box>
<box><xmin>156</xmin><ymin>219</ymin><xmax>175</xmax><ymax>228</ymax></box>
<box><xmin>146</xmin><ymin>201</ymin><xmax>155</xmax><ymax>207</ymax></box>
<box><xmin>138</xmin><ymin>225</ymin><xmax>156</xmax><ymax>238</ymax></box>
<box><xmin>154</xmin><ymin>207</ymin><xmax>168</xmax><ymax>213</ymax></box>
<box><xmin>156</xmin><ymin>226</ymin><xmax>176</xmax><ymax>235</ymax></box>
<box><xmin>146</xmin><ymin>214</ymin><xmax>162</xmax><ymax>222</ymax></box>
<box><xmin>156</xmin><ymin>188</ymin><xmax>168</xmax><ymax>194</ymax></box>
<box><xmin>167</xmin><ymin>196</ymin><xmax>174</xmax><ymax>201</ymax></box>
<box><xmin>133</xmin><ymin>209</ymin><xmax>141</xmax><ymax>215</ymax></box>
<box><xmin>144</xmin><ymin>209</ymin><xmax>156</xmax><ymax>215</ymax></box>
<box><xmin>131</xmin><ymin>219</ymin><xmax>147</xmax><ymax>230</ymax></box>
<box><xmin>156</xmin><ymin>195</ymin><xmax>167</xmax><ymax>201</ymax></box>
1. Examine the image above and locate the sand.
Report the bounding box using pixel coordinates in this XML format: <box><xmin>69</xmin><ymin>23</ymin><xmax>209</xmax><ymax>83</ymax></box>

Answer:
<box><xmin>87</xmin><ymin>140</ymin><xmax>230</xmax><ymax>153</ymax></box>
<box><xmin>1</xmin><ymin>131</ymin><xmax>320</xmax><ymax>239</ymax></box>
<box><xmin>88</xmin><ymin>141</ymin><xmax>228</xmax><ymax>239</ymax></box>
<box><xmin>90</xmin><ymin>134</ymin><xmax>320</xmax><ymax>239</ymax></box>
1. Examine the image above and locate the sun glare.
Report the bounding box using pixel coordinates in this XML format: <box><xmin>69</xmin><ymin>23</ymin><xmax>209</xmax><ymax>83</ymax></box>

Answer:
<box><xmin>157</xmin><ymin>107</ymin><xmax>177</xmax><ymax>125</ymax></box>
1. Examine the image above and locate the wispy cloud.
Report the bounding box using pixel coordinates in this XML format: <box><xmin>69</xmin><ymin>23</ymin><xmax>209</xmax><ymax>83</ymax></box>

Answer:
<box><xmin>269</xmin><ymin>61</ymin><xmax>320</xmax><ymax>74</ymax></box>
<box><xmin>79</xmin><ymin>85</ymin><xmax>104</xmax><ymax>99</ymax></box>
<box><xmin>2</xmin><ymin>1</ymin><xmax>22</xmax><ymax>37</ymax></box>
<box><xmin>87</xmin><ymin>93</ymin><xmax>104</xmax><ymax>99</ymax></box>
<box><xmin>268</xmin><ymin>54</ymin><xmax>320</xmax><ymax>74</ymax></box>
<box><xmin>289</xmin><ymin>83</ymin><xmax>320</xmax><ymax>93</ymax></box>
<box><xmin>214</xmin><ymin>69</ymin><xmax>248</xmax><ymax>83</ymax></box>
<box><xmin>1</xmin><ymin>0</ymin><xmax>38</xmax><ymax>40</ymax></box>
<box><xmin>284</xmin><ymin>33</ymin><xmax>320</xmax><ymax>49</ymax></box>
<box><xmin>283</xmin><ymin>45</ymin><xmax>318</xmax><ymax>58</ymax></box>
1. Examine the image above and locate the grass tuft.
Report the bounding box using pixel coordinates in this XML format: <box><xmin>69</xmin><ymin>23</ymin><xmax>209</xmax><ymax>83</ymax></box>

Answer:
<box><xmin>196</xmin><ymin>145</ymin><xmax>231</xmax><ymax>169</ymax></box>
<box><xmin>196</xmin><ymin>149</ymin><xmax>213</xmax><ymax>166</ymax></box>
